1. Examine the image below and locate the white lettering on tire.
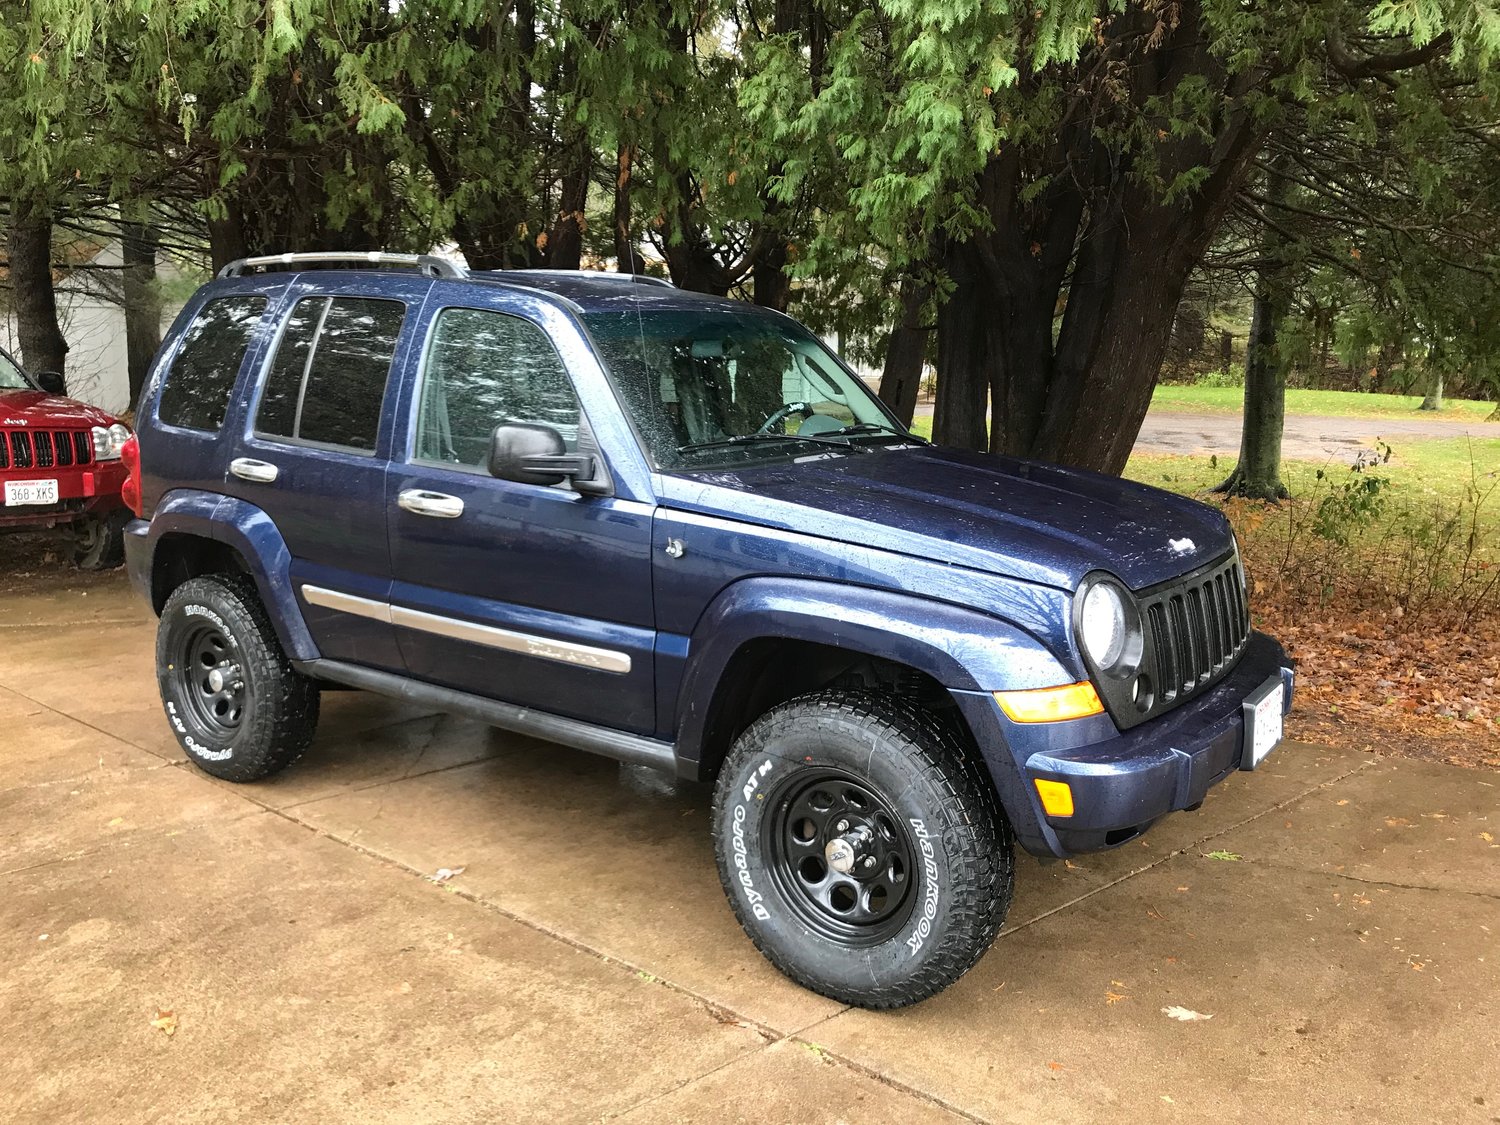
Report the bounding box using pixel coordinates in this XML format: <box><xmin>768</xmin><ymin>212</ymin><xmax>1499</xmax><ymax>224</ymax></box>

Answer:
<box><xmin>731</xmin><ymin>759</ymin><xmax>776</xmax><ymax>921</ymax></box>
<box><xmin>166</xmin><ymin>670</ymin><xmax>233</xmax><ymax>762</ymax></box>
<box><xmin>183</xmin><ymin>604</ymin><xmax>230</xmax><ymax>634</ymax></box>
<box><xmin>905</xmin><ymin>818</ymin><xmax>940</xmax><ymax>956</ymax></box>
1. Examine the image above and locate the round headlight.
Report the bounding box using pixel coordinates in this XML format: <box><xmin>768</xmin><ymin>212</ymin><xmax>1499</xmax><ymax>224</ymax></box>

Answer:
<box><xmin>1076</xmin><ymin>575</ymin><xmax>1145</xmax><ymax>681</ymax></box>
<box><xmin>92</xmin><ymin>423</ymin><xmax>131</xmax><ymax>460</ymax></box>
<box><xmin>1080</xmin><ymin>582</ymin><xmax>1129</xmax><ymax>669</ymax></box>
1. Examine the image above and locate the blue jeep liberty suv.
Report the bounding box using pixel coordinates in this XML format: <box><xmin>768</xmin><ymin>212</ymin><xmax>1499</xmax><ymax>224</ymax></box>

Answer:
<box><xmin>122</xmin><ymin>252</ymin><xmax>1294</xmax><ymax>1008</ymax></box>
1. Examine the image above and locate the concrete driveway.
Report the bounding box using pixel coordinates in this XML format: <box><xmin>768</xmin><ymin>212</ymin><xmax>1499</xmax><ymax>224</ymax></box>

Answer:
<box><xmin>2</xmin><ymin>569</ymin><xmax>1497</xmax><ymax>1124</ymax></box>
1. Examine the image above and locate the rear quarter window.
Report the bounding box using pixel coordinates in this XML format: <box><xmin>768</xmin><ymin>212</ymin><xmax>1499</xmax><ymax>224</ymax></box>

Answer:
<box><xmin>156</xmin><ymin>296</ymin><xmax>269</xmax><ymax>431</ymax></box>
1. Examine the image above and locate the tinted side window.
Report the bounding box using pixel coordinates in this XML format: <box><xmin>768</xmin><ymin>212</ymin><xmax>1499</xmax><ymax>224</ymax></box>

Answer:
<box><xmin>255</xmin><ymin>296</ymin><xmax>405</xmax><ymax>453</ymax></box>
<box><xmin>157</xmin><ymin>296</ymin><xmax>268</xmax><ymax>431</ymax></box>
<box><xmin>414</xmin><ymin>308</ymin><xmax>580</xmax><ymax>468</ymax></box>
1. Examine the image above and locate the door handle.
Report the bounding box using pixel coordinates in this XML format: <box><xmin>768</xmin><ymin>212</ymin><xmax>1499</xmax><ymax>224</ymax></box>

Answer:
<box><xmin>398</xmin><ymin>489</ymin><xmax>465</xmax><ymax>519</ymax></box>
<box><xmin>229</xmin><ymin>457</ymin><xmax>279</xmax><ymax>484</ymax></box>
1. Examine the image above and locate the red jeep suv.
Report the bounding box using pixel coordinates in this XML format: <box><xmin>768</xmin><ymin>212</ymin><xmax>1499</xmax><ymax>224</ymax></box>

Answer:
<box><xmin>0</xmin><ymin>347</ymin><xmax>131</xmax><ymax>569</ymax></box>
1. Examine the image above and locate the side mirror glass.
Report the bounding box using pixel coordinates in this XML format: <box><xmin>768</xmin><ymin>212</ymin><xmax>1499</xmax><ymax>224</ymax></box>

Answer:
<box><xmin>487</xmin><ymin>423</ymin><xmax>597</xmax><ymax>488</ymax></box>
<box><xmin>34</xmin><ymin>371</ymin><xmax>66</xmax><ymax>395</ymax></box>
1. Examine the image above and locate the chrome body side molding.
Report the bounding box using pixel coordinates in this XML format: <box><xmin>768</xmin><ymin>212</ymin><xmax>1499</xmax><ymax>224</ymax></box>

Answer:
<box><xmin>299</xmin><ymin>584</ymin><xmax>632</xmax><ymax>674</ymax></box>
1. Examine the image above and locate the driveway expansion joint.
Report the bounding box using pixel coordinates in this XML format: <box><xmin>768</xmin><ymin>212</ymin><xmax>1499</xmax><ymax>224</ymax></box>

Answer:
<box><xmin>784</xmin><ymin>1036</ymin><xmax>995</xmax><ymax>1124</ymax></box>
<box><xmin>1247</xmin><ymin>857</ymin><xmax>1500</xmax><ymax>902</ymax></box>
<box><xmin>264</xmin><ymin>799</ymin><xmax>792</xmax><ymax>1042</ymax></box>
<box><xmin>999</xmin><ymin>755</ymin><xmax>1381</xmax><ymax>937</ymax></box>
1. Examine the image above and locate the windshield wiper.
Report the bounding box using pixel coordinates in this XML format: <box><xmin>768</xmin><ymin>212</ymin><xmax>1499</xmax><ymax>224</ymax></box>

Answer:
<box><xmin>822</xmin><ymin>422</ymin><xmax>930</xmax><ymax>444</ymax></box>
<box><xmin>675</xmin><ymin>432</ymin><xmax>868</xmax><ymax>456</ymax></box>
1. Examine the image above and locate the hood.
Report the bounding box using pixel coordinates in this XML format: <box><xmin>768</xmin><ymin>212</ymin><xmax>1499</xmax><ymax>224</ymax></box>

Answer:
<box><xmin>658</xmin><ymin>445</ymin><xmax>1235</xmax><ymax>591</ymax></box>
<box><xmin>0</xmin><ymin>388</ymin><xmax>116</xmax><ymax>429</ymax></box>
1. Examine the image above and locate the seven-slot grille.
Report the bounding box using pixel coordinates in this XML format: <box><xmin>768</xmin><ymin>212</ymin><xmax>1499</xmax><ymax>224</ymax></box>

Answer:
<box><xmin>1142</xmin><ymin>553</ymin><xmax>1250</xmax><ymax>709</ymax></box>
<box><xmin>0</xmin><ymin>428</ymin><xmax>94</xmax><ymax>471</ymax></box>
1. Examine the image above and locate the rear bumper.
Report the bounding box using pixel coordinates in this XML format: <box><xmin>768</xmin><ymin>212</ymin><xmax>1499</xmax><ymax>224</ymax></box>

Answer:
<box><xmin>124</xmin><ymin>517</ymin><xmax>153</xmax><ymax>605</ymax></box>
<box><xmin>957</xmin><ymin>632</ymin><xmax>1294</xmax><ymax>858</ymax></box>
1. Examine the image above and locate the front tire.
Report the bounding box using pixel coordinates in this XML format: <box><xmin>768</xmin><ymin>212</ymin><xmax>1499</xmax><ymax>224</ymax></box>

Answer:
<box><xmin>156</xmin><ymin>574</ymin><xmax>319</xmax><ymax>781</ymax></box>
<box><xmin>70</xmin><ymin>509</ymin><xmax>127</xmax><ymax>570</ymax></box>
<box><xmin>711</xmin><ymin>690</ymin><xmax>1013</xmax><ymax>1009</ymax></box>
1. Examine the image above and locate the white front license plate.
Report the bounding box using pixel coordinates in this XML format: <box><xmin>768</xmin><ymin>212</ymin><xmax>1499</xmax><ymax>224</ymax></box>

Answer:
<box><xmin>4</xmin><ymin>479</ymin><xmax>58</xmax><ymax>506</ymax></box>
<box><xmin>1241</xmin><ymin>676</ymin><xmax>1285</xmax><ymax>770</ymax></box>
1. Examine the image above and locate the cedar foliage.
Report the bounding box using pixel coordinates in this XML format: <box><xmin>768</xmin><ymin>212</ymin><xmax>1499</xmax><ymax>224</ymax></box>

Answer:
<box><xmin>2</xmin><ymin>1</ymin><xmax>1497</xmax><ymax>469</ymax></box>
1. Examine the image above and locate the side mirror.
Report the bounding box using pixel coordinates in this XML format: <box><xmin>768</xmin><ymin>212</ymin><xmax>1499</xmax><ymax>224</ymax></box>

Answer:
<box><xmin>487</xmin><ymin>423</ymin><xmax>598</xmax><ymax>489</ymax></box>
<box><xmin>34</xmin><ymin>371</ymin><xmax>66</xmax><ymax>396</ymax></box>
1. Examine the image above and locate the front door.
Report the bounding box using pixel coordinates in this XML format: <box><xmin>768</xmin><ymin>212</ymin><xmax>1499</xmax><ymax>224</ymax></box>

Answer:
<box><xmin>385</xmin><ymin>298</ymin><xmax>656</xmax><ymax>733</ymax></box>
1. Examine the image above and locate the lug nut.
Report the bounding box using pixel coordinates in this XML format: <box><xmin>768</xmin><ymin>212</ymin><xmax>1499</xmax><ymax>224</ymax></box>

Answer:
<box><xmin>862</xmin><ymin>855</ymin><xmax>877</xmax><ymax>869</ymax></box>
<box><xmin>834</xmin><ymin>820</ymin><xmax>849</xmax><ymax>833</ymax></box>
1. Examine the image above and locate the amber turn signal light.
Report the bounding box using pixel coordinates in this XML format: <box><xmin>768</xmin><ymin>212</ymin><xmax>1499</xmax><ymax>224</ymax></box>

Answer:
<box><xmin>994</xmin><ymin>681</ymin><xmax>1104</xmax><ymax>724</ymax></box>
<box><xmin>1033</xmin><ymin>779</ymin><xmax>1075</xmax><ymax>817</ymax></box>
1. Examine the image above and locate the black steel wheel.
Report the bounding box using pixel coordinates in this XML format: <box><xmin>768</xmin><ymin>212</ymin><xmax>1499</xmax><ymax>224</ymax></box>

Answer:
<box><xmin>711</xmin><ymin>689</ymin><xmax>1014</xmax><ymax>1009</ymax></box>
<box><xmin>156</xmin><ymin>573</ymin><xmax>319</xmax><ymax>781</ymax></box>
<box><xmin>763</xmin><ymin>769</ymin><xmax>916</xmax><ymax>945</ymax></box>
<box><xmin>176</xmin><ymin>621</ymin><xmax>249</xmax><ymax>735</ymax></box>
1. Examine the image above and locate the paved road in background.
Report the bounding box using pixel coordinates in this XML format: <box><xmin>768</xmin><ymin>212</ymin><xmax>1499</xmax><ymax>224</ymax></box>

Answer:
<box><xmin>1136</xmin><ymin>410</ymin><xmax>1493</xmax><ymax>462</ymax></box>
<box><xmin>913</xmin><ymin>402</ymin><xmax>1493</xmax><ymax>463</ymax></box>
<box><xmin>2</xmin><ymin>571</ymin><xmax>1496</xmax><ymax>1122</ymax></box>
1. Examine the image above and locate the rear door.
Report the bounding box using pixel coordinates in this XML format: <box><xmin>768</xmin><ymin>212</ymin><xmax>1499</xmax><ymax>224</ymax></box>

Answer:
<box><xmin>221</xmin><ymin>274</ymin><xmax>431</xmax><ymax>670</ymax></box>
<box><xmin>384</xmin><ymin>288</ymin><xmax>657</xmax><ymax>733</ymax></box>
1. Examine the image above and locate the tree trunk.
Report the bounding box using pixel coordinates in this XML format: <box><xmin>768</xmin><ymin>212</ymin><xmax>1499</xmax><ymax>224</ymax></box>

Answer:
<box><xmin>546</xmin><ymin>134</ymin><xmax>590</xmax><ymax>271</ymax></box>
<box><xmin>922</xmin><ymin>3</ymin><xmax>1266</xmax><ymax>474</ymax></box>
<box><xmin>1216</xmin><ymin>162</ymin><xmax>1292</xmax><ymax>500</ymax></box>
<box><xmin>8</xmin><ymin>201</ymin><xmax>68</xmax><ymax>380</ymax></box>
<box><xmin>207</xmin><ymin>201</ymin><xmax>249</xmax><ymax>276</ymax></box>
<box><xmin>752</xmin><ymin>238</ymin><xmax>791</xmax><ymax>311</ymax></box>
<box><xmin>878</xmin><ymin>281</ymin><xmax>929</xmax><ymax>427</ymax></box>
<box><xmin>613</xmin><ymin>144</ymin><xmax>644</xmax><ymax>272</ymax></box>
<box><xmin>121</xmin><ymin>220</ymin><xmax>161</xmax><ymax>406</ymax></box>
<box><xmin>931</xmin><ymin>242</ymin><xmax>994</xmax><ymax>450</ymax></box>
<box><xmin>1216</xmin><ymin>272</ymin><xmax>1291</xmax><ymax>499</ymax></box>
<box><xmin>1418</xmin><ymin>364</ymin><xmax>1444</xmax><ymax>411</ymax></box>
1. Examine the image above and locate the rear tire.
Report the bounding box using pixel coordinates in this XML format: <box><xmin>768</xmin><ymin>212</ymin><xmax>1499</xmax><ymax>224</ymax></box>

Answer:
<box><xmin>711</xmin><ymin>689</ymin><xmax>1013</xmax><ymax>1009</ymax></box>
<box><xmin>156</xmin><ymin>574</ymin><xmax>319</xmax><ymax>781</ymax></box>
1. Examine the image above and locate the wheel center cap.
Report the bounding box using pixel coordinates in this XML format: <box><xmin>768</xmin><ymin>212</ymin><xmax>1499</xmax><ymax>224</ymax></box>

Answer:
<box><xmin>207</xmin><ymin>665</ymin><xmax>239</xmax><ymax>693</ymax></box>
<box><xmin>825</xmin><ymin>837</ymin><xmax>857</xmax><ymax>874</ymax></box>
<box><xmin>824</xmin><ymin>825</ymin><xmax>873</xmax><ymax>875</ymax></box>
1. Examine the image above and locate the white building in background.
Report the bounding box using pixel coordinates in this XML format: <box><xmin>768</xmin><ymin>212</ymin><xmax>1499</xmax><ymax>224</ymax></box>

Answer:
<box><xmin>0</xmin><ymin>240</ymin><xmax>185</xmax><ymax>415</ymax></box>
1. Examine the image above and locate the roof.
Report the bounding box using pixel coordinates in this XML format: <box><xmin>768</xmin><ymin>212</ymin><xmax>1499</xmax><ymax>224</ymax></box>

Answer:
<box><xmin>479</xmin><ymin>270</ymin><xmax>758</xmax><ymax>316</ymax></box>
<box><xmin>212</xmin><ymin>254</ymin><xmax>773</xmax><ymax>317</ymax></box>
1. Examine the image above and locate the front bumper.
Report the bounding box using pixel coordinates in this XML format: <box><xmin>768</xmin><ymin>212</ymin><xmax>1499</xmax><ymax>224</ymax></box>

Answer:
<box><xmin>0</xmin><ymin>461</ymin><xmax>127</xmax><ymax>529</ymax></box>
<box><xmin>956</xmin><ymin>632</ymin><xmax>1294</xmax><ymax>858</ymax></box>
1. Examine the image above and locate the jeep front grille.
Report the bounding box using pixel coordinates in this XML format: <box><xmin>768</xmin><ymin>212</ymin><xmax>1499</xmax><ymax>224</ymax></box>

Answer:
<box><xmin>1142</xmin><ymin>554</ymin><xmax>1250</xmax><ymax>709</ymax></box>
<box><xmin>0</xmin><ymin>428</ymin><xmax>94</xmax><ymax>472</ymax></box>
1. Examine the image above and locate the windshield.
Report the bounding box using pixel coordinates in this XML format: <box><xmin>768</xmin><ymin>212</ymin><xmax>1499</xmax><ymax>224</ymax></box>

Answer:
<box><xmin>583</xmin><ymin>307</ymin><xmax>907</xmax><ymax>470</ymax></box>
<box><xmin>0</xmin><ymin>351</ymin><xmax>30</xmax><ymax>391</ymax></box>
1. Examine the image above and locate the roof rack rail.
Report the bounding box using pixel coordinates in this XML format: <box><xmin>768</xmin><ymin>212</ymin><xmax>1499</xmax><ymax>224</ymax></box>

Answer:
<box><xmin>217</xmin><ymin>252</ymin><xmax>465</xmax><ymax>280</ymax></box>
<box><xmin>484</xmin><ymin>268</ymin><xmax>675</xmax><ymax>289</ymax></box>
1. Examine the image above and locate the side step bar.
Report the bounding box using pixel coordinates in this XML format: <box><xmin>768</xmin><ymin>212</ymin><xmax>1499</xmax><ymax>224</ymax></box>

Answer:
<box><xmin>297</xmin><ymin>659</ymin><xmax>681</xmax><ymax>776</ymax></box>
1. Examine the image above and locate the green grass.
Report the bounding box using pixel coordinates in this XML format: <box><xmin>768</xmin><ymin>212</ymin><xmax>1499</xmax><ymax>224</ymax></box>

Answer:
<box><xmin>1126</xmin><ymin>435</ymin><xmax>1500</xmax><ymax>533</ymax></box>
<box><xmin>1150</xmin><ymin>385</ymin><xmax>1497</xmax><ymax>420</ymax></box>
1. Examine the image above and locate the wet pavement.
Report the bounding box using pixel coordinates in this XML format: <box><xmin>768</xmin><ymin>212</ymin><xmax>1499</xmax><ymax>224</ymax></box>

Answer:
<box><xmin>2</xmin><ymin>571</ymin><xmax>1497</xmax><ymax>1123</ymax></box>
